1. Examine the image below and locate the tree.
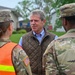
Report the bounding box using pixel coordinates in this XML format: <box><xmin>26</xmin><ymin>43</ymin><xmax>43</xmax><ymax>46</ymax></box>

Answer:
<box><xmin>16</xmin><ymin>0</ymin><xmax>53</xmax><ymax>26</ymax></box>
<box><xmin>15</xmin><ymin>0</ymin><xmax>35</xmax><ymax>22</ymax></box>
<box><xmin>16</xmin><ymin>0</ymin><xmax>75</xmax><ymax>31</ymax></box>
<box><xmin>51</xmin><ymin>0</ymin><xmax>75</xmax><ymax>31</ymax></box>
<box><xmin>33</xmin><ymin>0</ymin><xmax>53</xmax><ymax>25</ymax></box>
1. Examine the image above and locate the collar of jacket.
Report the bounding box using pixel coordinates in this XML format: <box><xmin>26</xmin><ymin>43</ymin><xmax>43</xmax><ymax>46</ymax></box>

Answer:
<box><xmin>30</xmin><ymin>28</ymin><xmax>50</xmax><ymax>38</ymax></box>
<box><xmin>67</xmin><ymin>28</ymin><xmax>75</xmax><ymax>33</ymax></box>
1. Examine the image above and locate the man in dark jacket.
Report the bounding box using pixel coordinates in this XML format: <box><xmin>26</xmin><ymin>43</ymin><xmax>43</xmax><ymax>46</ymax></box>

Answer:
<box><xmin>19</xmin><ymin>9</ymin><xmax>58</xmax><ymax>75</ymax></box>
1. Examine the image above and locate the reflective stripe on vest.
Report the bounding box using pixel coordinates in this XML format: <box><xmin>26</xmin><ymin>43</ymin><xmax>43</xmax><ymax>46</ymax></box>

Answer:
<box><xmin>0</xmin><ymin>42</ymin><xmax>17</xmax><ymax>75</ymax></box>
<box><xmin>0</xmin><ymin>65</ymin><xmax>15</xmax><ymax>72</ymax></box>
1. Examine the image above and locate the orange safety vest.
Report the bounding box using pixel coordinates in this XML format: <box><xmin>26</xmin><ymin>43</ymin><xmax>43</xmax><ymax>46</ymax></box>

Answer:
<box><xmin>0</xmin><ymin>42</ymin><xmax>17</xmax><ymax>75</ymax></box>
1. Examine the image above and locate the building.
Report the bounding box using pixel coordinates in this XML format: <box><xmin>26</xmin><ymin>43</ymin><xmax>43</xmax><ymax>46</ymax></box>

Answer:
<box><xmin>51</xmin><ymin>10</ymin><xmax>65</xmax><ymax>32</ymax></box>
<box><xmin>0</xmin><ymin>6</ymin><xmax>21</xmax><ymax>30</ymax></box>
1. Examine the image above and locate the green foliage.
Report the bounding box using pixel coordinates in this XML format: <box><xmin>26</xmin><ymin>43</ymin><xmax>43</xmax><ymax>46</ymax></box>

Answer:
<box><xmin>52</xmin><ymin>31</ymin><xmax>65</xmax><ymax>37</ymax></box>
<box><xmin>16</xmin><ymin>0</ymin><xmax>53</xmax><ymax>26</ymax></box>
<box><xmin>15</xmin><ymin>0</ymin><xmax>36</xmax><ymax>22</ymax></box>
<box><xmin>18</xmin><ymin>29</ymin><xmax>27</xmax><ymax>34</ymax></box>
<box><xmin>10</xmin><ymin>34</ymin><xmax>24</xmax><ymax>43</ymax></box>
<box><xmin>54</xmin><ymin>18</ymin><xmax>62</xmax><ymax>31</ymax></box>
<box><xmin>13</xmin><ymin>29</ymin><xmax>27</xmax><ymax>34</ymax></box>
<box><xmin>16</xmin><ymin>0</ymin><xmax>75</xmax><ymax>30</ymax></box>
<box><xmin>48</xmin><ymin>30</ymin><xmax>65</xmax><ymax>36</ymax></box>
<box><xmin>34</xmin><ymin>0</ymin><xmax>53</xmax><ymax>25</ymax></box>
<box><xmin>51</xmin><ymin>0</ymin><xmax>75</xmax><ymax>30</ymax></box>
<box><xmin>51</xmin><ymin>0</ymin><xmax>75</xmax><ymax>9</ymax></box>
<box><xmin>13</xmin><ymin>30</ymin><xmax>18</xmax><ymax>34</ymax></box>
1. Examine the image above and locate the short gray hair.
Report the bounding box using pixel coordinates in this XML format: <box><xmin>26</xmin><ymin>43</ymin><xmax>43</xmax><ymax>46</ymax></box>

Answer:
<box><xmin>30</xmin><ymin>9</ymin><xmax>45</xmax><ymax>21</ymax></box>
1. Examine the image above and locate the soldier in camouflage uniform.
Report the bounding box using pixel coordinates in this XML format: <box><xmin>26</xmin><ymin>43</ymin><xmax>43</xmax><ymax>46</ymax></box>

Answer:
<box><xmin>43</xmin><ymin>3</ymin><xmax>75</xmax><ymax>75</ymax></box>
<box><xmin>0</xmin><ymin>10</ymin><xmax>32</xmax><ymax>75</ymax></box>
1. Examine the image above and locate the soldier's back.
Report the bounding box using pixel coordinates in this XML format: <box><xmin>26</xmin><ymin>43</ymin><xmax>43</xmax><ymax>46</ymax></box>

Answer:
<box><xmin>45</xmin><ymin>32</ymin><xmax>75</xmax><ymax>75</ymax></box>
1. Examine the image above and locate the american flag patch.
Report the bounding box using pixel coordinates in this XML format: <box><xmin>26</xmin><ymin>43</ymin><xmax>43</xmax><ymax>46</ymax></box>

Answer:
<box><xmin>24</xmin><ymin>56</ymin><xmax>30</xmax><ymax>66</ymax></box>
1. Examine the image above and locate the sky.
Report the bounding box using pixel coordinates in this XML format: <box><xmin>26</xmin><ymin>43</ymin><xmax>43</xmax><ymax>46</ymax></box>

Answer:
<box><xmin>0</xmin><ymin>0</ymin><xmax>22</xmax><ymax>8</ymax></box>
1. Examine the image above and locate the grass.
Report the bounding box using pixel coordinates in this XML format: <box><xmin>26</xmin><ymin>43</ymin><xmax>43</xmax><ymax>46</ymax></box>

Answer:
<box><xmin>10</xmin><ymin>31</ymin><xmax>66</xmax><ymax>43</ymax></box>
<box><xmin>10</xmin><ymin>34</ymin><xmax>24</xmax><ymax>43</ymax></box>
<box><xmin>52</xmin><ymin>31</ymin><xmax>65</xmax><ymax>36</ymax></box>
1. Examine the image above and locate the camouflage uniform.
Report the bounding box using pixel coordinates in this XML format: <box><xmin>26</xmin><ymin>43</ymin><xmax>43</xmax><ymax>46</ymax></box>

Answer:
<box><xmin>0</xmin><ymin>39</ymin><xmax>32</xmax><ymax>75</ymax></box>
<box><xmin>43</xmin><ymin>3</ymin><xmax>75</xmax><ymax>75</ymax></box>
<box><xmin>43</xmin><ymin>29</ymin><xmax>75</xmax><ymax>75</ymax></box>
<box><xmin>0</xmin><ymin>10</ymin><xmax>32</xmax><ymax>75</ymax></box>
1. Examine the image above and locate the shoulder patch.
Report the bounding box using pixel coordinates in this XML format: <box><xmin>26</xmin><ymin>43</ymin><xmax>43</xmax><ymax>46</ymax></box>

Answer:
<box><xmin>24</xmin><ymin>56</ymin><xmax>30</xmax><ymax>66</ymax></box>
